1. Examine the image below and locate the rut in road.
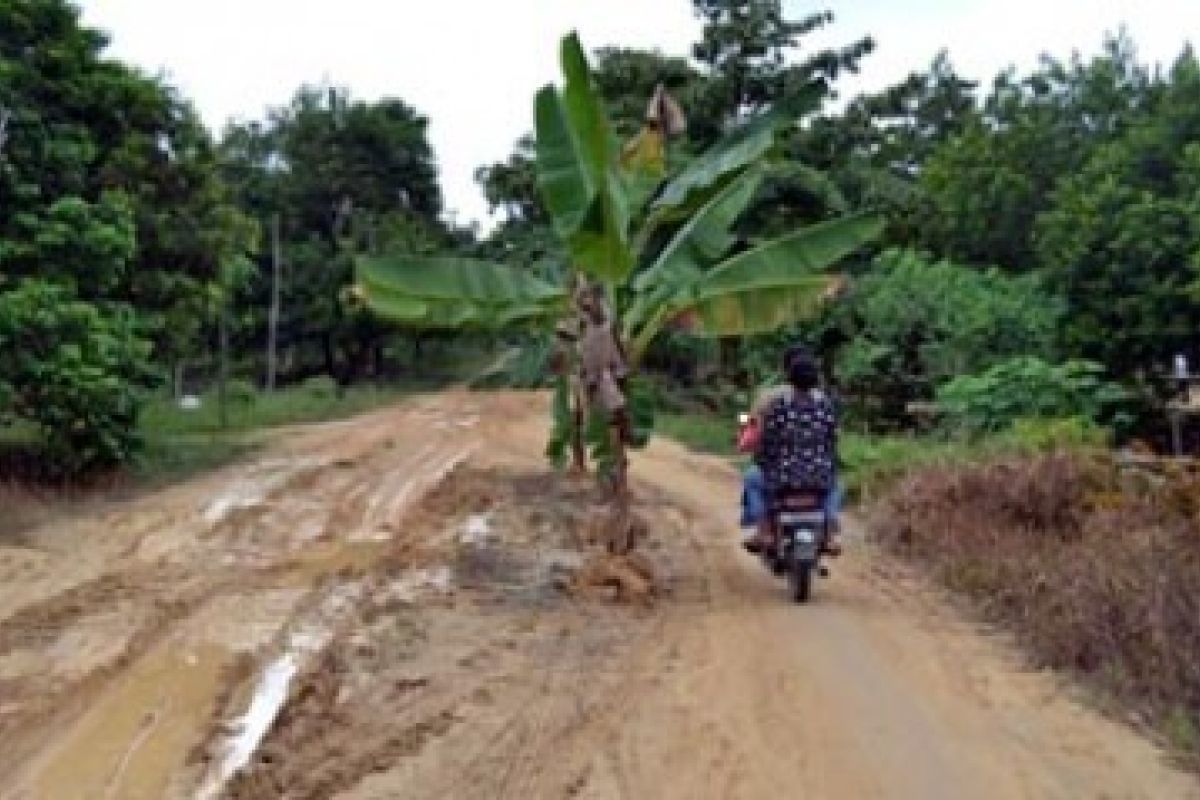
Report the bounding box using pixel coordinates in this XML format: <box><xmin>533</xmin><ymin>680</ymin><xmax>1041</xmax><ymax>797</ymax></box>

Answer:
<box><xmin>0</xmin><ymin>390</ymin><xmax>1195</xmax><ymax>799</ymax></box>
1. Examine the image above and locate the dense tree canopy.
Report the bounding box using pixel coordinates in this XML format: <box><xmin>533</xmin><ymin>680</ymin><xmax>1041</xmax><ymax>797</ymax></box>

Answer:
<box><xmin>0</xmin><ymin>0</ymin><xmax>249</xmax><ymax>469</ymax></box>
<box><xmin>219</xmin><ymin>85</ymin><xmax>447</xmax><ymax>384</ymax></box>
<box><xmin>5</xmin><ymin>0</ymin><xmax>1200</xmax><ymax>471</ymax></box>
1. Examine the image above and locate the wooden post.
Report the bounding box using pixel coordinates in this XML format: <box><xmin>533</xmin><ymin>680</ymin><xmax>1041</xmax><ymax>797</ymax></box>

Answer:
<box><xmin>266</xmin><ymin>214</ymin><xmax>282</xmax><ymax>391</ymax></box>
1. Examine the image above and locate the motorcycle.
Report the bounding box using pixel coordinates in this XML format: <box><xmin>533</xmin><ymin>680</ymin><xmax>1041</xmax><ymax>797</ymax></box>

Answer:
<box><xmin>736</xmin><ymin>411</ymin><xmax>831</xmax><ymax>603</ymax></box>
<box><xmin>761</xmin><ymin>491</ymin><xmax>830</xmax><ymax>603</ymax></box>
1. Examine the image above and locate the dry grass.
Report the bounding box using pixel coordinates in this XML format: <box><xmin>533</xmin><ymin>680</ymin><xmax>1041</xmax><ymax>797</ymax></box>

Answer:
<box><xmin>872</xmin><ymin>452</ymin><xmax>1200</xmax><ymax>761</ymax></box>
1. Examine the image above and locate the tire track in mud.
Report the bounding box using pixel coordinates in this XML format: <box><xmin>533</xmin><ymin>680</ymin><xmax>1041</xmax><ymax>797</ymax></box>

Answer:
<box><xmin>0</xmin><ymin>394</ymin><xmax>491</xmax><ymax>800</ymax></box>
<box><xmin>207</xmin><ymin>466</ymin><xmax>698</xmax><ymax>800</ymax></box>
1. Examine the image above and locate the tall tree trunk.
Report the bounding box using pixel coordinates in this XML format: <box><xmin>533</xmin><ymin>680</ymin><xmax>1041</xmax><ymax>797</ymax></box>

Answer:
<box><xmin>266</xmin><ymin>213</ymin><xmax>282</xmax><ymax>391</ymax></box>
<box><xmin>217</xmin><ymin>308</ymin><xmax>230</xmax><ymax>429</ymax></box>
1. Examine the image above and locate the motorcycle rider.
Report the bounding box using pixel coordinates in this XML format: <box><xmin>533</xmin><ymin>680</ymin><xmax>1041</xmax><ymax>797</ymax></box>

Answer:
<box><xmin>742</xmin><ymin>345</ymin><xmax>841</xmax><ymax>555</ymax></box>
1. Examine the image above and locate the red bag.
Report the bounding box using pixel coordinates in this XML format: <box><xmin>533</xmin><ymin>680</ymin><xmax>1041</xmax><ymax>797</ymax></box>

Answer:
<box><xmin>737</xmin><ymin>417</ymin><xmax>761</xmax><ymax>453</ymax></box>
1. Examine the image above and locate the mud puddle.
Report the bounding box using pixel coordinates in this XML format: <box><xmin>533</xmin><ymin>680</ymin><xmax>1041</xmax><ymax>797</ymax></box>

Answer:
<box><xmin>22</xmin><ymin>640</ymin><xmax>230</xmax><ymax>800</ymax></box>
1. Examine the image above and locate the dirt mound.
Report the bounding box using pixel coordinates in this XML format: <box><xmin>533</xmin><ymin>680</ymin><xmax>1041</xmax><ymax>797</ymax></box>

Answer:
<box><xmin>872</xmin><ymin>451</ymin><xmax>1200</xmax><ymax>764</ymax></box>
<box><xmin>570</xmin><ymin>552</ymin><xmax>657</xmax><ymax>605</ymax></box>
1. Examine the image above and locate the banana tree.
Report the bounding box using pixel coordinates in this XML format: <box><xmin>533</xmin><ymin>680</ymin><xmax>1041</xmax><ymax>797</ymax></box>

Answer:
<box><xmin>355</xmin><ymin>33</ymin><xmax>882</xmax><ymax>549</ymax></box>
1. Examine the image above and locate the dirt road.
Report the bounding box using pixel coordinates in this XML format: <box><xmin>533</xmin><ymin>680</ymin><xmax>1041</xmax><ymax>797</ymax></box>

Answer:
<box><xmin>0</xmin><ymin>390</ymin><xmax>1195</xmax><ymax>799</ymax></box>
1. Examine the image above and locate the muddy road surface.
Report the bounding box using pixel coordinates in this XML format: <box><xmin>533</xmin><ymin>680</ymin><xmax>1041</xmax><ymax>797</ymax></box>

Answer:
<box><xmin>0</xmin><ymin>390</ymin><xmax>1195</xmax><ymax>799</ymax></box>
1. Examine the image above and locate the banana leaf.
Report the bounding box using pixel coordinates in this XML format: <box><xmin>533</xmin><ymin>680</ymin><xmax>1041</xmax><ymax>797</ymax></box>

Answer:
<box><xmin>534</xmin><ymin>33</ymin><xmax>632</xmax><ymax>282</ymax></box>
<box><xmin>692</xmin><ymin>212</ymin><xmax>883</xmax><ymax>297</ymax></box>
<box><xmin>623</xmin><ymin>166</ymin><xmax>765</xmax><ymax>346</ymax></box>
<box><xmin>356</xmin><ymin>254</ymin><xmax>566</xmax><ymax>331</ymax></box>
<box><xmin>673</xmin><ymin>212</ymin><xmax>884</xmax><ymax>337</ymax></box>
<box><xmin>630</xmin><ymin>212</ymin><xmax>882</xmax><ymax>345</ymax></box>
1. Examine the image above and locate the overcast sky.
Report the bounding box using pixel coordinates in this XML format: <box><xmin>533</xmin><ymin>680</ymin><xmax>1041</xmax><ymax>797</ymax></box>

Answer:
<box><xmin>78</xmin><ymin>1</ymin><xmax>1199</xmax><ymax>229</ymax></box>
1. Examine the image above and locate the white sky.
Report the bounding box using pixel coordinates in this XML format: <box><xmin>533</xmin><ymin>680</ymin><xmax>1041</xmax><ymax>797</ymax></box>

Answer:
<box><xmin>78</xmin><ymin>0</ymin><xmax>1199</xmax><ymax>229</ymax></box>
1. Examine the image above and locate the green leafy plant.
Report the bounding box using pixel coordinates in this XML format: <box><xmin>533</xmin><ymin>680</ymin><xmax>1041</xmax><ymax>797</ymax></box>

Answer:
<box><xmin>833</xmin><ymin>249</ymin><xmax>1065</xmax><ymax>424</ymax></box>
<box><xmin>0</xmin><ymin>280</ymin><xmax>157</xmax><ymax>473</ymax></box>
<box><xmin>936</xmin><ymin>356</ymin><xmax>1130</xmax><ymax>436</ymax></box>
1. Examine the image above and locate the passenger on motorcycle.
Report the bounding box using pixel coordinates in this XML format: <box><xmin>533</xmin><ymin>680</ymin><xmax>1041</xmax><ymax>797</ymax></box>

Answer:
<box><xmin>740</xmin><ymin>346</ymin><xmax>841</xmax><ymax>555</ymax></box>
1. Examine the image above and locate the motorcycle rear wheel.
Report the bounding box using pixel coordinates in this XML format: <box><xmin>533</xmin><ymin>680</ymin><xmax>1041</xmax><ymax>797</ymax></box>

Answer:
<box><xmin>791</xmin><ymin>557</ymin><xmax>813</xmax><ymax>603</ymax></box>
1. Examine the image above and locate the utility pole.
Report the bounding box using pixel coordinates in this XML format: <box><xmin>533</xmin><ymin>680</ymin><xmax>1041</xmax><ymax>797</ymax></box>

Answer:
<box><xmin>266</xmin><ymin>213</ymin><xmax>282</xmax><ymax>391</ymax></box>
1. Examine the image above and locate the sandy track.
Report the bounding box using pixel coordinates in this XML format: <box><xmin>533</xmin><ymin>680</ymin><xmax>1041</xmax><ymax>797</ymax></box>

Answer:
<box><xmin>0</xmin><ymin>390</ymin><xmax>1195</xmax><ymax>799</ymax></box>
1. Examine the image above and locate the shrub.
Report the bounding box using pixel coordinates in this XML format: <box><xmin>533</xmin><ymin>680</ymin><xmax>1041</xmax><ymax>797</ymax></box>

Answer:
<box><xmin>0</xmin><ymin>280</ymin><xmax>157</xmax><ymax>473</ymax></box>
<box><xmin>996</xmin><ymin>416</ymin><xmax>1111</xmax><ymax>451</ymax></box>
<box><xmin>873</xmin><ymin>454</ymin><xmax>1200</xmax><ymax>762</ymax></box>
<box><xmin>226</xmin><ymin>378</ymin><xmax>258</xmax><ymax>407</ymax></box>
<box><xmin>936</xmin><ymin>356</ymin><xmax>1130</xmax><ymax>435</ymax></box>
<box><xmin>833</xmin><ymin>249</ymin><xmax>1065</xmax><ymax>424</ymax></box>
<box><xmin>301</xmin><ymin>375</ymin><xmax>338</xmax><ymax>400</ymax></box>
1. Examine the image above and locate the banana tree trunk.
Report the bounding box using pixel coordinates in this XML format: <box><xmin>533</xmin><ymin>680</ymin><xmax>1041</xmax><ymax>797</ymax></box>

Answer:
<box><xmin>570</xmin><ymin>383</ymin><xmax>587</xmax><ymax>474</ymax></box>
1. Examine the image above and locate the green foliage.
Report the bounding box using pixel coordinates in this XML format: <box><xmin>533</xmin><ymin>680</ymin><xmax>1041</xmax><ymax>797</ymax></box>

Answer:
<box><xmin>225</xmin><ymin>378</ymin><xmax>258</xmax><ymax>407</ymax></box>
<box><xmin>300</xmin><ymin>375</ymin><xmax>338</xmax><ymax>400</ymax></box>
<box><xmin>1034</xmin><ymin>52</ymin><xmax>1200</xmax><ymax>377</ymax></box>
<box><xmin>219</xmin><ymin>84</ymin><xmax>448</xmax><ymax>385</ymax></box>
<box><xmin>834</xmin><ymin>250</ymin><xmax>1065</xmax><ymax>422</ymax></box>
<box><xmin>534</xmin><ymin>34</ymin><xmax>633</xmax><ymax>282</ymax></box>
<box><xmin>994</xmin><ymin>417</ymin><xmax>1111</xmax><ymax>451</ymax></box>
<box><xmin>358</xmin><ymin>30</ymin><xmax>879</xmax><ymax>481</ymax></box>
<box><xmin>678</xmin><ymin>212</ymin><xmax>884</xmax><ymax>339</ymax></box>
<box><xmin>545</xmin><ymin>376</ymin><xmax>655</xmax><ymax>473</ymax></box>
<box><xmin>0</xmin><ymin>281</ymin><xmax>156</xmax><ymax>473</ymax></box>
<box><xmin>655</xmin><ymin>411</ymin><xmax>735</xmax><ymax>456</ymax></box>
<box><xmin>0</xmin><ymin>0</ymin><xmax>258</xmax><ymax>472</ymax></box>
<box><xmin>355</xmin><ymin>254</ymin><xmax>566</xmax><ymax>330</ymax></box>
<box><xmin>913</xmin><ymin>34</ymin><xmax>1149</xmax><ymax>270</ymax></box>
<box><xmin>936</xmin><ymin>357</ymin><xmax>1130</xmax><ymax>436</ymax></box>
<box><xmin>625</xmin><ymin>377</ymin><xmax>656</xmax><ymax>448</ymax></box>
<box><xmin>689</xmin><ymin>3</ymin><xmax>874</xmax><ymax>147</ymax></box>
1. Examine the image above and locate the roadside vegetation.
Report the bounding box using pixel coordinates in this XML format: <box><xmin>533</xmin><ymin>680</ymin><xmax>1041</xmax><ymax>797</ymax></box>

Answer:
<box><xmin>874</xmin><ymin>453</ymin><xmax>1200</xmax><ymax>765</ymax></box>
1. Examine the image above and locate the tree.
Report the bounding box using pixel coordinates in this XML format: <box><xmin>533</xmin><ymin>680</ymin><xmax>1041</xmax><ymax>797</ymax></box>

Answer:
<box><xmin>355</xmin><ymin>33</ymin><xmax>881</xmax><ymax>549</ymax></box>
<box><xmin>0</xmin><ymin>0</ymin><xmax>251</xmax><ymax>470</ymax></box>
<box><xmin>915</xmin><ymin>33</ymin><xmax>1150</xmax><ymax>270</ymax></box>
<box><xmin>689</xmin><ymin>2</ymin><xmax>874</xmax><ymax>147</ymax></box>
<box><xmin>1034</xmin><ymin>48</ymin><xmax>1200</xmax><ymax>379</ymax></box>
<box><xmin>219</xmin><ymin>86</ymin><xmax>448</xmax><ymax>384</ymax></box>
<box><xmin>832</xmin><ymin>250</ymin><xmax>1065</xmax><ymax>425</ymax></box>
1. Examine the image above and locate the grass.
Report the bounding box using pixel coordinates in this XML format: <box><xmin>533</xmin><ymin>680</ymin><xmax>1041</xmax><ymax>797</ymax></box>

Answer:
<box><xmin>656</xmin><ymin>412</ymin><xmax>738</xmax><ymax>457</ymax></box>
<box><xmin>655</xmin><ymin>409</ymin><xmax>993</xmax><ymax>500</ymax></box>
<box><xmin>133</xmin><ymin>364</ymin><xmax>501</xmax><ymax>484</ymax></box>
<box><xmin>655</xmin><ymin>409</ymin><xmax>1106</xmax><ymax>501</ymax></box>
<box><xmin>134</xmin><ymin>381</ymin><xmax>418</xmax><ymax>482</ymax></box>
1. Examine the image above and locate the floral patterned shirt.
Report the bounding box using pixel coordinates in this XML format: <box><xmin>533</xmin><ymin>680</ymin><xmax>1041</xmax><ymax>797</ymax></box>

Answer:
<box><xmin>757</xmin><ymin>389</ymin><xmax>837</xmax><ymax>494</ymax></box>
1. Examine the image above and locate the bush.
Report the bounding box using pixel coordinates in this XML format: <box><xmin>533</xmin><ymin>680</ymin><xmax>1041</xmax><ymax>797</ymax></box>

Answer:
<box><xmin>226</xmin><ymin>378</ymin><xmax>258</xmax><ymax>407</ymax></box>
<box><xmin>873</xmin><ymin>454</ymin><xmax>1200</xmax><ymax>761</ymax></box>
<box><xmin>301</xmin><ymin>375</ymin><xmax>338</xmax><ymax>400</ymax></box>
<box><xmin>833</xmin><ymin>250</ymin><xmax>1065</xmax><ymax>425</ymax></box>
<box><xmin>0</xmin><ymin>281</ymin><xmax>157</xmax><ymax>473</ymax></box>
<box><xmin>996</xmin><ymin>416</ymin><xmax>1111</xmax><ymax>451</ymax></box>
<box><xmin>936</xmin><ymin>356</ymin><xmax>1130</xmax><ymax>435</ymax></box>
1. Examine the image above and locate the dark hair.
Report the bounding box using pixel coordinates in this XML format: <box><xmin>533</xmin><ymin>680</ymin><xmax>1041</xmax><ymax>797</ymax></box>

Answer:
<box><xmin>782</xmin><ymin>343</ymin><xmax>811</xmax><ymax>373</ymax></box>
<box><xmin>785</xmin><ymin>349</ymin><xmax>820</xmax><ymax>390</ymax></box>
